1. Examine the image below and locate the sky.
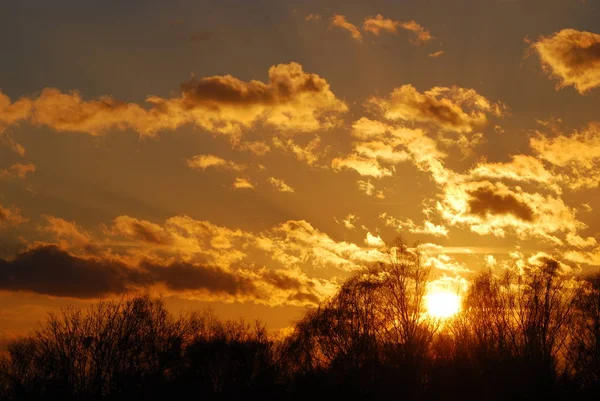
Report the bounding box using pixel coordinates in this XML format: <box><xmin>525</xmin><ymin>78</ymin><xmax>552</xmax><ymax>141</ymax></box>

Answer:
<box><xmin>1</xmin><ymin>0</ymin><xmax>600</xmax><ymax>343</ymax></box>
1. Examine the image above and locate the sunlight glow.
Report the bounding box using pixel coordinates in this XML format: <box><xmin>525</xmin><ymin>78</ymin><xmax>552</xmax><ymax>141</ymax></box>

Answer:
<box><xmin>425</xmin><ymin>291</ymin><xmax>461</xmax><ymax>318</ymax></box>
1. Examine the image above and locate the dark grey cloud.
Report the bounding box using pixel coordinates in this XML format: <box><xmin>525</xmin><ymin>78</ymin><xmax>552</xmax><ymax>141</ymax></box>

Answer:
<box><xmin>0</xmin><ymin>246</ymin><xmax>256</xmax><ymax>299</ymax></box>
<box><xmin>468</xmin><ymin>187</ymin><xmax>535</xmax><ymax>222</ymax></box>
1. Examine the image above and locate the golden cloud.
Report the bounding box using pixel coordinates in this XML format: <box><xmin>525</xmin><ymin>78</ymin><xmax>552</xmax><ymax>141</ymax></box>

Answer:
<box><xmin>0</xmin><ymin>131</ymin><xmax>26</xmax><ymax>156</ymax></box>
<box><xmin>437</xmin><ymin>179</ymin><xmax>584</xmax><ymax>244</ymax></box>
<box><xmin>363</xmin><ymin>14</ymin><xmax>432</xmax><ymax>44</ymax></box>
<box><xmin>380</xmin><ymin>213</ymin><xmax>449</xmax><ymax>237</ymax></box>
<box><xmin>399</xmin><ymin>20</ymin><xmax>433</xmax><ymax>44</ymax></box>
<box><xmin>368</xmin><ymin>85</ymin><xmax>505</xmax><ymax>132</ymax></box>
<box><xmin>272</xmin><ymin>135</ymin><xmax>323</xmax><ymax>166</ymax></box>
<box><xmin>363</xmin><ymin>14</ymin><xmax>400</xmax><ymax>35</ymax></box>
<box><xmin>0</xmin><ymin>203</ymin><xmax>26</xmax><ymax>227</ymax></box>
<box><xmin>332</xmin><ymin>153</ymin><xmax>394</xmax><ymax>177</ymax></box>
<box><xmin>0</xmin><ymin>92</ymin><xmax>32</xmax><ymax>132</ymax></box>
<box><xmin>6</xmin><ymin>213</ymin><xmax>406</xmax><ymax>305</ymax></box>
<box><xmin>365</xmin><ymin>232</ymin><xmax>385</xmax><ymax>247</ymax></box>
<box><xmin>530</xmin><ymin>122</ymin><xmax>600</xmax><ymax>190</ymax></box>
<box><xmin>261</xmin><ymin>220</ymin><xmax>387</xmax><ymax>271</ymax></box>
<box><xmin>331</xmin><ymin>14</ymin><xmax>363</xmax><ymax>42</ymax></box>
<box><xmin>532</xmin><ymin>29</ymin><xmax>600</xmax><ymax>93</ymax></box>
<box><xmin>357</xmin><ymin>179</ymin><xmax>385</xmax><ymax>199</ymax></box>
<box><xmin>0</xmin><ymin>63</ymin><xmax>347</xmax><ymax>138</ymax></box>
<box><xmin>336</xmin><ymin>118</ymin><xmax>448</xmax><ymax>185</ymax></box>
<box><xmin>186</xmin><ymin>154</ymin><xmax>245</xmax><ymax>171</ymax></box>
<box><xmin>233</xmin><ymin>177</ymin><xmax>254</xmax><ymax>189</ymax></box>
<box><xmin>0</xmin><ymin>163</ymin><xmax>35</xmax><ymax>179</ymax></box>
<box><xmin>469</xmin><ymin>155</ymin><xmax>558</xmax><ymax>192</ymax></box>
<box><xmin>268</xmin><ymin>177</ymin><xmax>295</xmax><ymax>193</ymax></box>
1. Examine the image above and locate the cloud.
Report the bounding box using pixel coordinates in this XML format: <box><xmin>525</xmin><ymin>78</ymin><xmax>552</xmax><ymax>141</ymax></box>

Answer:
<box><xmin>0</xmin><ymin>163</ymin><xmax>35</xmax><ymax>179</ymax></box>
<box><xmin>438</xmin><ymin>179</ymin><xmax>584</xmax><ymax>243</ymax></box>
<box><xmin>336</xmin><ymin>118</ymin><xmax>449</xmax><ymax>185</ymax></box>
<box><xmin>380</xmin><ymin>213</ymin><xmax>449</xmax><ymax>237</ymax></box>
<box><xmin>423</xmin><ymin>253</ymin><xmax>472</xmax><ymax>274</ymax></box>
<box><xmin>363</xmin><ymin>14</ymin><xmax>401</xmax><ymax>35</ymax></box>
<box><xmin>342</xmin><ymin>213</ymin><xmax>358</xmax><ymax>229</ymax></box>
<box><xmin>0</xmin><ymin>245</ymin><xmax>257</xmax><ymax>299</ymax></box>
<box><xmin>0</xmin><ymin>131</ymin><xmax>26</xmax><ymax>156</ymax></box>
<box><xmin>365</xmin><ymin>232</ymin><xmax>385</xmax><ymax>247</ymax></box>
<box><xmin>40</xmin><ymin>215</ymin><xmax>92</xmax><ymax>249</ymax></box>
<box><xmin>0</xmin><ymin>204</ymin><xmax>26</xmax><ymax>227</ymax></box>
<box><xmin>106</xmin><ymin>215</ymin><xmax>180</xmax><ymax>246</ymax></box>
<box><xmin>530</xmin><ymin>122</ymin><xmax>600</xmax><ymax>189</ymax></box>
<box><xmin>399</xmin><ymin>20</ymin><xmax>433</xmax><ymax>44</ymax></box>
<box><xmin>0</xmin><ymin>92</ymin><xmax>32</xmax><ymax>132</ymax></box>
<box><xmin>233</xmin><ymin>177</ymin><xmax>254</xmax><ymax>189</ymax></box>
<box><xmin>186</xmin><ymin>154</ymin><xmax>245</xmax><ymax>171</ymax></box>
<box><xmin>261</xmin><ymin>220</ymin><xmax>386</xmax><ymax>271</ymax></box>
<box><xmin>237</xmin><ymin>140</ymin><xmax>271</xmax><ymax>156</ymax></box>
<box><xmin>363</xmin><ymin>14</ymin><xmax>432</xmax><ymax>44</ymax></box>
<box><xmin>467</xmin><ymin>186</ymin><xmax>535</xmax><ymax>222</ymax></box>
<box><xmin>468</xmin><ymin>155</ymin><xmax>558</xmax><ymax>192</ymax></box>
<box><xmin>564</xmin><ymin>247</ymin><xmax>600</xmax><ymax>266</ymax></box>
<box><xmin>7</xmin><ymin>212</ymin><xmax>419</xmax><ymax>305</ymax></box>
<box><xmin>268</xmin><ymin>177</ymin><xmax>294</xmax><ymax>193</ymax></box>
<box><xmin>331</xmin><ymin>14</ymin><xmax>363</xmax><ymax>42</ymax></box>
<box><xmin>272</xmin><ymin>135</ymin><xmax>323</xmax><ymax>166</ymax></box>
<box><xmin>532</xmin><ymin>28</ymin><xmax>600</xmax><ymax>93</ymax></box>
<box><xmin>429</xmin><ymin>51</ymin><xmax>445</xmax><ymax>58</ymax></box>
<box><xmin>332</xmin><ymin>153</ymin><xmax>394</xmax><ymax>177</ymax></box>
<box><xmin>565</xmin><ymin>232</ymin><xmax>597</xmax><ymax>248</ymax></box>
<box><xmin>0</xmin><ymin>63</ymin><xmax>348</xmax><ymax>138</ymax></box>
<box><xmin>368</xmin><ymin>85</ymin><xmax>505</xmax><ymax>132</ymax></box>
<box><xmin>357</xmin><ymin>179</ymin><xmax>385</xmax><ymax>199</ymax></box>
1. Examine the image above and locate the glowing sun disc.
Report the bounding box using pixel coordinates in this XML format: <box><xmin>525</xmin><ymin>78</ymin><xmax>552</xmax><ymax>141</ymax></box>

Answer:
<box><xmin>426</xmin><ymin>291</ymin><xmax>461</xmax><ymax>318</ymax></box>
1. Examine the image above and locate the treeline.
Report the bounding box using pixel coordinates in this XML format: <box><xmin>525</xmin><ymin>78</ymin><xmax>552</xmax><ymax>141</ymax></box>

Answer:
<box><xmin>1</xmin><ymin>242</ymin><xmax>599</xmax><ymax>400</ymax></box>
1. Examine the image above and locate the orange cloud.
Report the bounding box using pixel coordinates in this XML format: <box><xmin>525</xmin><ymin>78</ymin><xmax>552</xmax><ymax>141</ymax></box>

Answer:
<box><xmin>4</xmin><ymin>213</ymin><xmax>403</xmax><ymax>306</ymax></box>
<box><xmin>365</xmin><ymin>232</ymin><xmax>385</xmax><ymax>247</ymax></box>
<box><xmin>233</xmin><ymin>177</ymin><xmax>254</xmax><ymax>189</ymax></box>
<box><xmin>357</xmin><ymin>179</ymin><xmax>385</xmax><ymax>199</ymax></box>
<box><xmin>0</xmin><ymin>92</ymin><xmax>32</xmax><ymax>132</ymax></box>
<box><xmin>363</xmin><ymin>14</ymin><xmax>400</xmax><ymax>35</ymax></box>
<box><xmin>0</xmin><ymin>203</ymin><xmax>26</xmax><ymax>227</ymax></box>
<box><xmin>0</xmin><ymin>131</ymin><xmax>26</xmax><ymax>156</ymax></box>
<box><xmin>186</xmin><ymin>154</ymin><xmax>245</xmax><ymax>171</ymax></box>
<box><xmin>380</xmin><ymin>213</ymin><xmax>449</xmax><ymax>237</ymax></box>
<box><xmin>337</xmin><ymin>118</ymin><xmax>449</xmax><ymax>185</ymax></box>
<box><xmin>399</xmin><ymin>20</ymin><xmax>433</xmax><ymax>44</ymax></box>
<box><xmin>0</xmin><ymin>63</ymin><xmax>348</xmax><ymax>139</ymax></box>
<box><xmin>268</xmin><ymin>177</ymin><xmax>295</xmax><ymax>193</ymax></box>
<box><xmin>332</xmin><ymin>153</ymin><xmax>394</xmax><ymax>177</ymax></box>
<box><xmin>530</xmin><ymin>122</ymin><xmax>600</xmax><ymax>190</ymax></box>
<box><xmin>469</xmin><ymin>155</ymin><xmax>558</xmax><ymax>192</ymax></box>
<box><xmin>532</xmin><ymin>29</ymin><xmax>600</xmax><ymax>93</ymax></box>
<box><xmin>39</xmin><ymin>215</ymin><xmax>92</xmax><ymax>250</ymax></box>
<box><xmin>363</xmin><ymin>14</ymin><xmax>432</xmax><ymax>44</ymax></box>
<box><xmin>237</xmin><ymin>140</ymin><xmax>271</xmax><ymax>156</ymax></box>
<box><xmin>438</xmin><ymin>179</ymin><xmax>584</xmax><ymax>244</ymax></box>
<box><xmin>0</xmin><ymin>163</ymin><xmax>35</xmax><ymax>179</ymax></box>
<box><xmin>429</xmin><ymin>50</ymin><xmax>445</xmax><ymax>58</ymax></box>
<box><xmin>368</xmin><ymin>85</ymin><xmax>505</xmax><ymax>132</ymax></box>
<box><xmin>331</xmin><ymin>14</ymin><xmax>363</xmax><ymax>42</ymax></box>
<box><xmin>272</xmin><ymin>135</ymin><xmax>323</xmax><ymax>166</ymax></box>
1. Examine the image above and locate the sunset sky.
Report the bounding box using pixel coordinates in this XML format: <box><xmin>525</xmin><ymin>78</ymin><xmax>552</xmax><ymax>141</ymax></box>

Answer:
<box><xmin>1</xmin><ymin>0</ymin><xmax>599</xmax><ymax>343</ymax></box>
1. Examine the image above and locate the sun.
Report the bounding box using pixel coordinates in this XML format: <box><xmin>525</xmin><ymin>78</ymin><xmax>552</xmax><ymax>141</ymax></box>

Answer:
<box><xmin>425</xmin><ymin>291</ymin><xmax>461</xmax><ymax>318</ymax></box>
